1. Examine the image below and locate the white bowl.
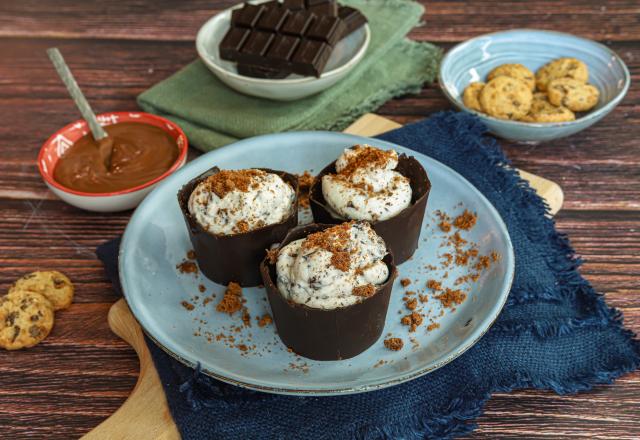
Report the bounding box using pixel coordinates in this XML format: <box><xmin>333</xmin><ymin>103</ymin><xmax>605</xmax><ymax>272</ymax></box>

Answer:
<box><xmin>195</xmin><ymin>3</ymin><xmax>370</xmax><ymax>101</ymax></box>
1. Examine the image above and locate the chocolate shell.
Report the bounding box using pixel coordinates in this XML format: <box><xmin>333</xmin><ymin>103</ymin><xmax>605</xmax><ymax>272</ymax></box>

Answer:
<box><xmin>260</xmin><ymin>223</ymin><xmax>398</xmax><ymax>361</ymax></box>
<box><xmin>309</xmin><ymin>154</ymin><xmax>431</xmax><ymax>264</ymax></box>
<box><xmin>178</xmin><ymin>167</ymin><xmax>298</xmax><ymax>287</ymax></box>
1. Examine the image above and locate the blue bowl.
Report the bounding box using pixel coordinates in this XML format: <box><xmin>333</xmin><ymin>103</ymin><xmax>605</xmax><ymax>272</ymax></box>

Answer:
<box><xmin>439</xmin><ymin>29</ymin><xmax>630</xmax><ymax>143</ymax></box>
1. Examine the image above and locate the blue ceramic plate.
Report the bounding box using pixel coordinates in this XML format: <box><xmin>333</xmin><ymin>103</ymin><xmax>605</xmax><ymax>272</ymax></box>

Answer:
<box><xmin>439</xmin><ymin>29</ymin><xmax>630</xmax><ymax>143</ymax></box>
<box><xmin>120</xmin><ymin>132</ymin><xmax>514</xmax><ymax>395</ymax></box>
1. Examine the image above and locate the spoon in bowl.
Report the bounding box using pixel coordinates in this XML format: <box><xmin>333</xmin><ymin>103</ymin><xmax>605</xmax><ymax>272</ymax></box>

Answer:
<box><xmin>46</xmin><ymin>47</ymin><xmax>113</xmax><ymax>170</ymax></box>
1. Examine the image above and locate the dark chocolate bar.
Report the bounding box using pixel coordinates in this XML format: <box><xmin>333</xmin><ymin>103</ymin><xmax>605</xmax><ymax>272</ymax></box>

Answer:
<box><xmin>292</xmin><ymin>39</ymin><xmax>331</xmax><ymax>76</ymax></box>
<box><xmin>256</xmin><ymin>6</ymin><xmax>290</xmax><ymax>32</ymax></box>
<box><xmin>236</xmin><ymin>30</ymin><xmax>274</xmax><ymax>64</ymax></box>
<box><xmin>231</xmin><ymin>4</ymin><xmax>266</xmax><ymax>28</ymax></box>
<box><xmin>338</xmin><ymin>6</ymin><xmax>367</xmax><ymax>37</ymax></box>
<box><xmin>283</xmin><ymin>0</ymin><xmax>305</xmax><ymax>10</ymax></box>
<box><xmin>309</xmin><ymin>154</ymin><xmax>431</xmax><ymax>264</ymax></box>
<box><xmin>220</xmin><ymin>0</ymin><xmax>366</xmax><ymax>78</ymax></box>
<box><xmin>267</xmin><ymin>34</ymin><xmax>300</xmax><ymax>66</ymax></box>
<box><xmin>306</xmin><ymin>15</ymin><xmax>345</xmax><ymax>46</ymax></box>
<box><xmin>308</xmin><ymin>1</ymin><xmax>338</xmax><ymax>16</ymax></box>
<box><xmin>281</xmin><ymin>11</ymin><xmax>315</xmax><ymax>36</ymax></box>
<box><xmin>219</xmin><ymin>27</ymin><xmax>250</xmax><ymax>61</ymax></box>
<box><xmin>237</xmin><ymin>64</ymin><xmax>289</xmax><ymax>79</ymax></box>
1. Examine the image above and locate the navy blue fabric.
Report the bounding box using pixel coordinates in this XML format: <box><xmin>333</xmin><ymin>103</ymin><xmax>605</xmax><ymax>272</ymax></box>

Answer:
<box><xmin>97</xmin><ymin>111</ymin><xmax>639</xmax><ymax>439</ymax></box>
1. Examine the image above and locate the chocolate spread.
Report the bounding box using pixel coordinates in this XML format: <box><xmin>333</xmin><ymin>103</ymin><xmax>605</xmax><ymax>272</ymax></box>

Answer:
<box><xmin>53</xmin><ymin>122</ymin><xmax>179</xmax><ymax>193</ymax></box>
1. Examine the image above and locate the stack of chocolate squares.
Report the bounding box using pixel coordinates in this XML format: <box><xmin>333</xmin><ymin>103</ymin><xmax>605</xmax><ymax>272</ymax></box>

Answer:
<box><xmin>219</xmin><ymin>0</ymin><xmax>367</xmax><ymax>78</ymax></box>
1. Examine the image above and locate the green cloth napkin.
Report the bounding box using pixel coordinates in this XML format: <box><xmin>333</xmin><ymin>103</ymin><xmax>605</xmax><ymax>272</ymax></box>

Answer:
<box><xmin>137</xmin><ymin>0</ymin><xmax>442</xmax><ymax>151</ymax></box>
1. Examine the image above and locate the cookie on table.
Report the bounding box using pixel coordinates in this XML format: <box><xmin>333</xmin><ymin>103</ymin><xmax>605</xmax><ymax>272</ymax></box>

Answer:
<box><xmin>535</xmin><ymin>57</ymin><xmax>589</xmax><ymax>91</ymax></box>
<box><xmin>487</xmin><ymin>63</ymin><xmax>535</xmax><ymax>91</ymax></box>
<box><xmin>0</xmin><ymin>291</ymin><xmax>54</xmax><ymax>350</ymax></box>
<box><xmin>547</xmin><ymin>78</ymin><xmax>600</xmax><ymax>112</ymax></box>
<box><xmin>9</xmin><ymin>271</ymin><xmax>74</xmax><ymax>311</ymax></box>
<box><xmin>462</xmin><ymin>82</ymin><xmax>485</xmax><ymax>113</ymax></box>
<box><xmin>479</xmin><ymin>76</ymin><xmax>533</xmax><ymax>120</ymax></box>
<box><xmin>520</xmin><ymin>92</ymin><xmax>575</xmax><ymax>123</ymax></box>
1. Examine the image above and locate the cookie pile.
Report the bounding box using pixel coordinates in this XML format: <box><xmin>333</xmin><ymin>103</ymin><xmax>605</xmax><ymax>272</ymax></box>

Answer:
<box><xmin>0</xmin><ymin>271</ymin><xmax>74</xmax><ymax>350</ymax></box>
<box><xmin>463</xmin><ymin>58</ymin><xmax>600</xmax><ymax>122</ymax></box>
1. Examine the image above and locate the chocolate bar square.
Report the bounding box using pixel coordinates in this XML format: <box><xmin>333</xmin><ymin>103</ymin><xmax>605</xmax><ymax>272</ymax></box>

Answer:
<box><xmin>306</xmin><ymin>15</ymin><xmax>345</xmax><ymax>46</ymax></box>
<box><xmin>283</xmin><ymin>0</ymin><xmax>305</xmax><ymax>10</ymax></box>
<box><xmin>237</xmin><ymin>64</ymin><xmax>289</xmax><ymax>79</ymax></box>
<box><xmin>307</xmin><ymin>0</ymin><xmax>337</xmax><ymax>16</ymax></box>
<box><xmin>281</xmin><ymin>11</ymin><xmax>315</xmax><ymax>36</ymax></box>
<box><xmin>291</xmin><ymin>39</ymin><xmax>331</xmax><ymax>77</ymax></box>
<box><xmin>267</xmin><ymin>34</ymin><xmax>301</xmax><ymax>65</ymax></box>
<box><xmin>219</xmin><ymin>27</ymin><xmax>251</xmax><ymax>61</ymax></box>
<box><xmin>257</xmin><ymin>7</ymin><xmax>291</xmax><ymax>32</ymax></box>
<box><xmin>237</xmin><ymin>30</ymin><xmax>275</xmax><ymax>64</ymax></box>
<box><xmin>338</xmin><ymin>6</ymin><xmax>367</xmax><ymax>37</ymax></box>
<box><xmin>231</xmin><ymin>4</ymin><xmax>266</xmax><ymax>28</ymax></box>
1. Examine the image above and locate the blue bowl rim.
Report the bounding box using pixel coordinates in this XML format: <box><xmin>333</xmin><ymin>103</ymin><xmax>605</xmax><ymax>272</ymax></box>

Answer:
<box><xmin>438</xmin><ymin>28</ymin><xmax>631</xmax><ymax>128</ymax></box>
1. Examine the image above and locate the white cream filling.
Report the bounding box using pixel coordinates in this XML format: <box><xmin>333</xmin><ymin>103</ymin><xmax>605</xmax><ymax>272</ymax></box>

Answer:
<box><xmin>188</xmin><ymin>170</ymin><xmax>295</xmax><ymax>235</ymax></box>
<box><xmin>276</xmin><ymin>222</ymin><xmax>389</xmax><ymax>310</ymax></box>
<box><xmin>322</xmin><ymin>146</ymin><xmax>412</xmax><ymax>222</ymax></box>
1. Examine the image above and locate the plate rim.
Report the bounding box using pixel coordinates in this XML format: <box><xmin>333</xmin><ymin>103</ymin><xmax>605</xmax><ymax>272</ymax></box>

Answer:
<box><xmin>119</xmin><ymin>131</ymin><xmax>515</xmax><ymax>396</ymax></box>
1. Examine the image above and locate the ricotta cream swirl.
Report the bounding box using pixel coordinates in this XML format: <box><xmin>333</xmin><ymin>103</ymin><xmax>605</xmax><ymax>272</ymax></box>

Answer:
<box><xmin>276</xmin><ymin>222</ymin><xmax>389</xmax><ymax>310</ymax></box>
<box><xmin>188</xmin><ymin>169</ymin><xmax>295</xmax><ymax>235</ymax></box>
<box><xmin>322</xmin><ymin>145</ymin><xmax>412</xmax><ymax>222</ymax></box>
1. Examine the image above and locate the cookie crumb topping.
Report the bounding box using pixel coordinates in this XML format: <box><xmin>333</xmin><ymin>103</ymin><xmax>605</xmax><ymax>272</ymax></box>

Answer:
<box><xmin>276</xmin><ymin>222</ymin><xmax>389</xmax><ymax>309</ymax></box>
<box><xmin>216</xmin><ymin>282</ymin><xmax>244</xmax><ymax>315</ymax></box>
<box><xmin>384</xmin><ymin>337</ymin><xmax>403</xmax><ymax>351</ymax></box>
<box><xmin>321</xmin><ymin>145</ymin><xmax>412</xmax><ymax>222</ymax></box>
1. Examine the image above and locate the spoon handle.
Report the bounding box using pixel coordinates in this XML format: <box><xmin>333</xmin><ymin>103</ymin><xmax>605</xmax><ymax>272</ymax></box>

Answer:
<box><xmin>46</xmin><ymin>48</ymin><xmax>108</xmax><ymax>140</ymax></box>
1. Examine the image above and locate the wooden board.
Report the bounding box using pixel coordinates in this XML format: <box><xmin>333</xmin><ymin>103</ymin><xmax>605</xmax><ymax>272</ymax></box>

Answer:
<box><xmin>83</xmin><ymin>113</ymin><xmax>564</xmax><ymax>439</ymax></box>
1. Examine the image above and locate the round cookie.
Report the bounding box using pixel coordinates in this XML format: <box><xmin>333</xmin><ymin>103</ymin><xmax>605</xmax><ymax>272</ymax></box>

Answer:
<box><xmin>487</xmin><ymin>63</ymin><xmax>535</xmax><ymax>91</ymax></box>
<box><xmin>520</xmin><ymin>92</ymin><xmax>575</xmax><ymax>123</ymax></box>
<box><xmin>535</xmin><ymin>57</ymin><xmax>589</xmax><ymax>91</ymax></box>
<box><xmin>0</xmin><ymin>291</ymin><xmax>54</xmax><ymax>350</ymax></box>
<box><xmin>547</xmin><ymin>78</ymin><xmax>600</xmax><ymax>112</ymax></box>
<box><xmin>9</xmin><ymin>271</ymin><xmax>74</xmax><ymax>311</ymax></box>
<box><xmin>479</xmin><ymin>76</ymin><xmax>533</xmax><ymax>121</ymax></box>
<box><xmin>462</xmin><ymin>82</ymin><xmax>485</xmax><ymax>113</ymax></box>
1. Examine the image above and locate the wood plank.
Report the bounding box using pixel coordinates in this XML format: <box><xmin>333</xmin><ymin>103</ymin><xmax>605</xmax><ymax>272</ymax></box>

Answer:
<box><xmin>0</xmin><ymin>0</ymin><xmax>638</xmax><ymax>42</ymax></box>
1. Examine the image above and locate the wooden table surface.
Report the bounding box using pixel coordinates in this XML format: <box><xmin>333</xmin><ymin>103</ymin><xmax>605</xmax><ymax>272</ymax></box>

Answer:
<box><xmin>0</xmin><ymin>1</ymin><xmax>638</xmax><ymax>438</ymax></box>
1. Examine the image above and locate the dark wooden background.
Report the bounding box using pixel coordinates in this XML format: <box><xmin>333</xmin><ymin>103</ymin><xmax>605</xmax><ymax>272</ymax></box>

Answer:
<box><xmin>0</xmin><ymin>1</ymin><xmax>638</xmax><ymax>438</ymax></box>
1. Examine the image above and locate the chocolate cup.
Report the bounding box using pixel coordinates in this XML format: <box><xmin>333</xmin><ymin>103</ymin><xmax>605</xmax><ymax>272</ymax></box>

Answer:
<box><xmin>259</xmin><ymin>223</ymin><xmax>398</xmax><ymax>361</ymax></box>
<box><xmin>309</xmin><ymin>154</ymin><xmax>431</xmax><ymax>264</ymax></box>
<box><xmin>178</xmin><ymin>167</ymin><xmax>298</xmax><ymax>287</ymax></box>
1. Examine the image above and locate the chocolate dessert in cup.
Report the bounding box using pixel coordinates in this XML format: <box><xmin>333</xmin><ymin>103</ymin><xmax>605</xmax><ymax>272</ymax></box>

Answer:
<box><xmin>178</xmin><ymin>168</ymin><xmax>298</xmax><ymax>287</ymax></box>
<box><xmin>260</xmin><ymin>221</ymin><xmax>397</xmax><ymax>361</ymax></box>
<box><xmin>310</xmin><ymin>145</ymin><xmax>431</xmax><ymax>264</ymax></box>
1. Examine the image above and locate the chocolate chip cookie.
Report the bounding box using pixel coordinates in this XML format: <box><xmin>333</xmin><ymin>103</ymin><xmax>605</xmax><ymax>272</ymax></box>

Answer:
<box><xmin>547</xmin><ymin>78</ymin><xmax>600</xmax><ymax>112</ymax></box>
<box><xmin>479</xmin><ymin>76</ymin><xmax>533</xmax><ymax>120</ymax></box>
<box><xmin>462</xmin><ymin>82</ymin><xmax>485</xmax><ymax>112</ymax></box>
<box><xmin>520</xmin><ymin>92</ymin><xmax>576</xmax><ymax>123</ymax></box>
<box><xmin>487</xmin><ymin>63</ymin><xmax>535</xmax><ymax>91</ymax></box>
<box><xmin>9</xmin><ymin>271</ymin><xmax>74</xmax><ymax>311</ymax></box>
<box><xmin>535</xmin><ymin>57</ymin><xmax>589</xmax><ymax>91</ymax></box>
<box><xmin>0</xmin><ymin>291</ymin><xmax>54</xmax><ymax>350</ymax></box>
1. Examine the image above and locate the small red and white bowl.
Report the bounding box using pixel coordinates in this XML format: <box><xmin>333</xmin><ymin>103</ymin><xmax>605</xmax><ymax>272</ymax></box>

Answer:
<box><xmin>38</xmin><ymin>111</ymin><xmax>188</xmax><ymax>212</ymax></box>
